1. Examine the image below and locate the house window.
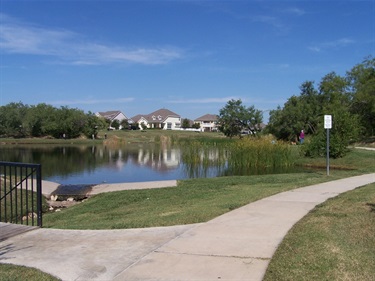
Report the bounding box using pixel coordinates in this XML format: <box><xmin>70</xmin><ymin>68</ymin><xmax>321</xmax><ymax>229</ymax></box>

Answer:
<box><xmin>152</xmin><ymin>115</ymin><xmax>156</xmax><ymax>120</ymax></box>
<box><xmin>158</xmin><ymin>115</ymin><xmax>162</xmax><ymax>120</ymax></box>
<box><xmin>167</xmin><ymin>122</ymin><xmax>172</xmax><ymax>129</ymax></box>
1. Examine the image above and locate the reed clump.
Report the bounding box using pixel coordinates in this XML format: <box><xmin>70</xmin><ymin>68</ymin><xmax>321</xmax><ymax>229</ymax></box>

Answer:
<box><xmin>228</xmin><ymin>136</ymin><xmax>293</xmax><ymax>170</ymax></box>
<box><xmin>180</xmin><ymin>140</ymin><xmax>228</xmax><ymax>177</ymax></box>
<box><xmin>103</xmin><ymin>135</ymin><xmax>126</xmax><ymax>146</ymax></box>
<box><xmin>179</xmin><ymin>136</ymin><xmax>293</xmax><ymax>177</ymax></box>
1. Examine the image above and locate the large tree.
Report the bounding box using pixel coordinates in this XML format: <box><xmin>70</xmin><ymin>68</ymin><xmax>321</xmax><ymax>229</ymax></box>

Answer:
<box><xmin>347</xmin><ymin>56</ymin><xmax>375</xmax><ymax>136</ymax></box>
<box><xmin>181</xmin><ymin>118</ymin><xmax>190</xmax><ymax>129</ymax></box>
<box><xmin>0</xmin><ymin>102</ymin><xmax>106</xmax><ymax>139</ymax></box>
<box><xmin>218</xmin><ymin>99</ymin><xmax>263</xmax><ymax>138</ymax></box>
<box><xmin>0</xmin><ymin>102</ymin><xmax>28</xmax><ymax>137</ymax></box>
<box><xmin>267</xmin><ymin>81</ymin><xmax>321</xmax><ymax>142</ymax></box>
<box><xmin>25</xmin><ymin>103</ymin><xmax>58</xmax><ymax>137</ymax></box>
<box><xmin>304</xmin><ymin>72</ymin><xmax>361</xmax><ymax>158</ymax></box>
<box><xmin>267</xmin><ymin>71</ymin><xmax>362</xmax><ymax>158</ymax></box>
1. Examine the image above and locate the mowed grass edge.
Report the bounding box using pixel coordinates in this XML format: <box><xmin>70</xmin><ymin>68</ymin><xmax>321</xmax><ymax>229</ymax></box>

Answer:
<box><xmin>264</xmin><ymin>182</ymin><xmax>375</xmax><ymax>281</ymax></box>
<box><xmin>1</xmin><ymin>148</ymin><xmax>374</xmax><ymax>279</ymax></box>
<box><xmin>42</xmin><ymin>170</ymin><xmax>366</xmax><ymax>230</ymax></box>
<box><xmin>42</xmin><ymin>148</ymin><xmax>375</xmax><ymax>230</ymax></box>
<box><xmin>0</xmin><ymin>264</ymin><xmax>60</xmax><ymax>281</ymax></box>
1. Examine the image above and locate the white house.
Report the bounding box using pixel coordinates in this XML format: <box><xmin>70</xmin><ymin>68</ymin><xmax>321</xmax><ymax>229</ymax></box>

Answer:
<box><xmin>131</xmin><ymin>109</ymin><xmax>181</xmax><ymax>130</ymax></box>
<box><xmin>194</xmin><ymin>114</ymin><xmax>218</xmax><ymax>132</ymax></box>
<box><xmin>129</xmin><ymin>114</ymin><xmax>149</xmax><ymax>129</ymax></box>
<box><xmin>96</xmin><ymin>110</ymin><xmax>128</xmax><ymax>130</ymax></box>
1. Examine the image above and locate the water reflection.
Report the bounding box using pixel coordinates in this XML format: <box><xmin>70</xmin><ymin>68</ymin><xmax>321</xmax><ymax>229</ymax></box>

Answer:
<box><xmin>0</xmin><ymin>144</ymin><xmax>185</xmax><ymax>184</ymax></box>
<box><xmin>0</xmin><ymin>143</ymin><xmax>300</xmax><ymax>185</ymax></box>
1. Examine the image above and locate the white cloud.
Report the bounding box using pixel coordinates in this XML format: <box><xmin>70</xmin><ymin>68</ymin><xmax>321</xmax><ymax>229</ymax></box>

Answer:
<box><xmin>308</xmin><ymin>38</ymin><xmax>355</xmax><ymax>52</ymax></box>
<box><xmin>0</xmin><ymin>13</ymin><xmax>184</xmax><ymax>65</ymax></box>
<box><xmin>167</xmin><ymin>96</ymin><xmax>285</xmax><ymax>106</ymax></box>
<box><xmin>167</xmin><ymin>97</ymin><xmax>240</xmax><ymax>104</ymax></box>
<box><xmin>283</xmin><ymin>7</ymin><xmax>305</xmax><ymax>16</ymax></box>
<box><xmin>49</xmin><ymin>97</ymin><xmax>135</xmax><ymax>106</ymax></box>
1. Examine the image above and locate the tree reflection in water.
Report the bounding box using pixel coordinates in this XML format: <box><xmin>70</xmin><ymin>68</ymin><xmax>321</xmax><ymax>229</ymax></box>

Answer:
<box><xmin>0</xmin><ymin>142</ymin><xmax>297</xmax><ymax>184</ymax></box>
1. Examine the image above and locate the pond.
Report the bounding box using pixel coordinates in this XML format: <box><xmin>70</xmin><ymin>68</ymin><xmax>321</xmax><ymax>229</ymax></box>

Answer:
<box><xmin>0</xmin><ymin>143</ymin><xmax>301</xmax><ymax>185</ymax></box>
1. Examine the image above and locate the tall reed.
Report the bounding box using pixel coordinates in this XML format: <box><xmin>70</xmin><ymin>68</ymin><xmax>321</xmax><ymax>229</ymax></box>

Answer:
<box><xmin>180</xmin><ymin>140</ymin><xmax>228</xmax><ymax>177</ymax></box>
<box><xmin>179</xmin><ymin>136</ymin><xmax>293</xmax><ymax>177</ymax></box>
<box><xmin>228</xmin><ymin>136</ymin><xmax>293</xmax><ymax>171</ymax></box>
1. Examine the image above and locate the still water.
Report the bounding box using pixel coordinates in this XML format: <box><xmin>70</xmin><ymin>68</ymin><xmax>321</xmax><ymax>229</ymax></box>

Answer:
<box><xmin>0</xmin><ymin>144</ymin><xmax>224</xmax><ymax>184</ymax></box>
<box><xmin>0</xmin><ymin>144</ymin><xmax>297</xmax><ymax>185</ymax></box>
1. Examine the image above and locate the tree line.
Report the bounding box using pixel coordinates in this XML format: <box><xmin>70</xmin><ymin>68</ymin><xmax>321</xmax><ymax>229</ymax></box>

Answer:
<box><xmin>217</xmin><ymin>56</ymin><xmax>374</xmax><ymax>158</ymax></box>
<box><xmin>1</xmin><ymin>56</ymin><xmax>373</xmax><ymax>158</ymax></box>
<box><xmin>0</xmin><ymin>103</ymin><xmax>107</xmax><ymax>139</ymax></box>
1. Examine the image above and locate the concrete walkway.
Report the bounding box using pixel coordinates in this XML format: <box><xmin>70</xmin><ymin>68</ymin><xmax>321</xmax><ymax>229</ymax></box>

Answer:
<box><xmin>1</xmin><ymin>174</ymin><xmax>374</xmax><ymax>281</ymax></box>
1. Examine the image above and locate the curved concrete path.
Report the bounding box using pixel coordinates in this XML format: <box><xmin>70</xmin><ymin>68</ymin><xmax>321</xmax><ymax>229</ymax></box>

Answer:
<box><xmin>1</xmin><ymin>174</ymin><xmax>374</xmax><ymax>281</ymax></box>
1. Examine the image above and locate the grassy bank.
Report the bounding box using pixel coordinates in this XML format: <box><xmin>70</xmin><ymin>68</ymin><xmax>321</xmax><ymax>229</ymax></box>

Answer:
<box><xmin>264</xmin><ymin>182</ymin><xmax>375</xmax><ymax>281</ymax></box>
<box><xmin>0</xmin><ymin>129</ymin><xmax>225</xmax><ymax>145</ymax></box>
<box><xmin>42</xmin><ymin>173</ymin><xmax>339</xmax><ymax>229</ymax></box>
<box><xmin>1</xmin><ymin>148</ymin><xmax>374</xmax><ymax>279</ymax></box>
<box><xmin>0</xmin><ymin>264</ymin><xmax>60</xmax><ymax>281</ymax></box>
<box><xmin>42</xmin><ymin>148</ymin><xmax>374</xmax><ymax>229</ymax></box>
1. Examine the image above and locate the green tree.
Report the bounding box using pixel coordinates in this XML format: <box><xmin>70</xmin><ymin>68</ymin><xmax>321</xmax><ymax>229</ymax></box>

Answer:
<box><xmin>268</xmin><ymin>71</ymin><xmax>361</xmax><ymax>158</ymax></box>
<box><xmin>267</xmin><ymin>81</ymin><xmax>320</xmax><ymax>142</ymax></box>
<box><xmin>25</xmin><ymin>103</ymin><xmax>58</xmax><ymax>137</ymax></box>
<box><xmin>53</xmin><ymin>106</ymin><xmax>87</xmax><ymax>138</ymax></box>
<box><xmin>218</xmin><ymin>99</ymin><xmax>263</xmax><ymax>138</ymax></box>
<box><xmin>192</xmin><ymin>122</ymin><xmax>201</xmax><ymax>129</ymax></box>
<box><xmin>182</xmin><ymin>118</ymin><xmax>190</xmax><ymax>129</ymax></box>
<box><xmin>0</xmin><ymin>102</ymin><xmax>28</xmax><ymax>137</ymax></box>
<box><xmin>140</xmin><ymin>122</ymin><xmax>147</xmax><ymax>130</ymax></box>
<box><xmin>304</xmin><ymin>72</ymin><xmax>361</xmax><ymax>158</ymax></box>
<box><xmin>111</xmin><ymin>120</ymin><xmax>120</xmax><ymax>130</ymax></box>
<box><xmin>83</xmin><ymin>112</ymin><xmax>107</xmax><ymax>138</ymax></box>
<box><xmin>120</xmin><ymin>119</ymin><xmax>129</xmax><ymax>130</ymax></box>
<box><xmin>347</xmin><ymin>56</ymin><xmax>375</xmax><ymax>136</ymax></box>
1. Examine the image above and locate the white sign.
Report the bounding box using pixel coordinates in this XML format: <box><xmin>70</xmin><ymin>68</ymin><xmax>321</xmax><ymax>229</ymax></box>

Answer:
<box><xmin>324</xmin><ymin>115</ymin><xmax>332</xmax><ymax>129</ymax></box>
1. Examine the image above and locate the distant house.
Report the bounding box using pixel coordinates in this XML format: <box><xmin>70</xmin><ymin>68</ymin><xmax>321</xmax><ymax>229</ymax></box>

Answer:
<box><xmin>131</xmin><ymin>109</ymin><xmax>181</xmax><ymax>130</ymax></box>
<box><xmin>129</xmin><ymin>114</ymin><xmax>149</xmax><ymax>129</ymax></box>
<box><xmin>96</xmin><ymin>110</ymin><xmax>128</xmax><ymax>129</ymax></box>
<box><xmin>194</xmin><ymin>114</ymin><xmax>218</xmax><ymax>132</ymax></box>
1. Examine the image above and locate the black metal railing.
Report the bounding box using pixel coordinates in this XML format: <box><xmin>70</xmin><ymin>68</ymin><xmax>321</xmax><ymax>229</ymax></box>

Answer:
<box><xmin>0</xmin><ymin>162</ymin><xmax>42</xmax><ymax>227</ymax></box>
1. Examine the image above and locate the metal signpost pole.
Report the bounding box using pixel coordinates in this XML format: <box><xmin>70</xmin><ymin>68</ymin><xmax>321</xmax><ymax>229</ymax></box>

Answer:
<box><xmin>326</xmin><ymin>128</ymin><xmax>330</xmax><ymax>176</ymax></box>
<box><xmin>324</xmin><ymin>115</ymin><xmax>332</xmax><ymax>176</ymax></box>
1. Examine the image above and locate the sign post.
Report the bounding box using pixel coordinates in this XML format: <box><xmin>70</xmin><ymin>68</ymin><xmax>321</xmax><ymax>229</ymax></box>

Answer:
<box><xmin>324</xmin><ymin>115</ymin><xmax>332</xmax><ymax>176</ymax></box>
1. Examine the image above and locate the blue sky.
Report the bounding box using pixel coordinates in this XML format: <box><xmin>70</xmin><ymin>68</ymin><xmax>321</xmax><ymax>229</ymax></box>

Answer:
<box><xmin>0</xmin><ymin>1</ymin><xmax>374</xmax><ymax>122</ymax></box>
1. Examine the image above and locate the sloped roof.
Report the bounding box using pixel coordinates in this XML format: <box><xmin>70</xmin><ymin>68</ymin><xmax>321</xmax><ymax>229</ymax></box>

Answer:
<box><xmin>148</xmin><ymin>108</ymin><xmax>180</xmax><ymax>118</ymax></box>
<box><xmin>130</xmin><ymin>114</ymin><xmax>147</xmax><ymax>123</ymax></box>
<box><xmin>147</xmin><ymin>109</ymin><xmax>180</xmax><ymax>123</ymax></box>
<box><xmin>194</xmin><ymin>114</ymin><xmax>218</xmax><ymax>122</ymax></box>
<box><xmin>132</xmin><ymin>108</ymin><xmax>180</xmax><ymax>124</ymax></box>
<box><xmin>97</xmin><ymin>111</ymin><xmax>126</xmax><ymax>121</ymax></box>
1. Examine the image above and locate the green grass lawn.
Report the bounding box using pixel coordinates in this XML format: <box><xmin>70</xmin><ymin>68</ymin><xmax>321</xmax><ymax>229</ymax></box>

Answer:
<box><xmin>1</xmin><ymin>147</ymin><xmax>374</xmax><ymax>279</ymax></box>
<box><xmin>41</xmin><ymin>148</ymin><xmax>374</xmax><ymax>230</ymax></box>
<box><xmin>42</xmin><ymin>171</ymin><xmax>361</xmax><ymax>230</ymax></box>
<box><xmin>0</xmin><ymin>129</ymin><xmax>226</xmax><ymax>145</ymax></box>
<box><xmin>0</xmin><ymin>264</ymin><xmax>60</xmax><ymax>281</ymax></box>
<box><xmin>41</xmin><ymin>173</ymin><xmax>330</xmax><ymax>229</ymax></box>
<box><xmin>264</xmin><ymin>182</ymin><xmax>375</xmax><ymax>281</ymax></box>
